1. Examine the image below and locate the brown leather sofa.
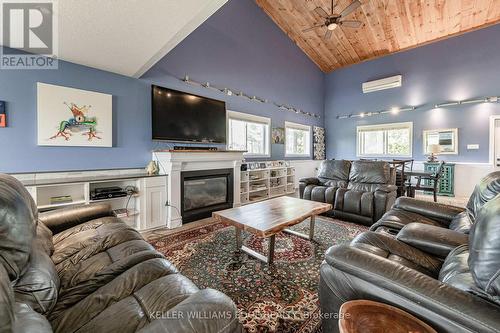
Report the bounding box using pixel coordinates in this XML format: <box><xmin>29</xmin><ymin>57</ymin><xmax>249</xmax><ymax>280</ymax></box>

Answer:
<box><xmin>371</xmin><ymin>171</ymin><xmax>500</xmax><ymax>234</ymax></box>
<box><xmin>299</xmin><ymin>160</ymin><xmax>397</xmax><ymax>225</ymax></box>
<box><xmin>0</xmin><ymin>174</ymin><xmax>242</xmax><ymax>333</ymax></box>
<box><xmin>319</xmin><ymin>172</ymin><xmax>500</xmax><ymax>333</ymax></box>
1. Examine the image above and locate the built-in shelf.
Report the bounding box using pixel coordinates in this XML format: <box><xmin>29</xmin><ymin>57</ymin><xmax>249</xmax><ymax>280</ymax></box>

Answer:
<box><xmin>38</xmin><ymin>200</ymin><xmax>87</xmax><ymax>210</ymax></box>
<box><xmin>240</xmin><ymin>161</ymin><xmax>295</xmax><ymax>205</ymax></box>
<box><xmin>249</xmin><ymin>187</ymin><xmax>268</xmax><ymax>193</ymax></box>
<box><xmin>19</xmin><ymin>170</ymin><xmax>167</xmax><ymax>231</ymax></box>
<box><xmin>249</xmin><ymin>178</ymin><xmax>266</xmax><ymax>182</ymax></box>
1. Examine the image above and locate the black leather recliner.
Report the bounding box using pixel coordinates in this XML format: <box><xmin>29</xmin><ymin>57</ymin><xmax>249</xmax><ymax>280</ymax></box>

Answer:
<box><xmin>371</xmin><ymin>171</ymin><xmax>500</xmax><ymax>234</ymax></box>
<box><xmin>0</xmin><ymin>174</ymin><xmax>242</xmax><ymax>333</ymax></box>
<box><xmin>319</xmin><ymin>194</ymin><xmax>500</xmax><ymax>333</ymax></box>
<box><xmin>299</xmin><ymin>160</ymin><xmax>397</xmax><ymax>225</ymax></box>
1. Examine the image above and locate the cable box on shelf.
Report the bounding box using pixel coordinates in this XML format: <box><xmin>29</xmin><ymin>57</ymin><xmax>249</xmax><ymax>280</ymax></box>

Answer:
<box><xmin>91</xmin><ymin>186</ymin><xmax>128</xmax><ymax>200</ymax></box>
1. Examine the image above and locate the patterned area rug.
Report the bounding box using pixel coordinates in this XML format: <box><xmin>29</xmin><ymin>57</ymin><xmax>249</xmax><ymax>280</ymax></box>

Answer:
<box><xmin>148</xmin><ymin>217</ymin><xmax>367</xmax><ymax>333</ymax></box>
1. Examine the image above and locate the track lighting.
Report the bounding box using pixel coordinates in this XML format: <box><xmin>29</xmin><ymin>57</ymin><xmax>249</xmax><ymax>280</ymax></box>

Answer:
<box><xmin>337</xmin><ymin>93</ymin><xmax>499</xmax><ymax>120</ymax></box>
<box><xmin>179</xmin><ymin>74</ymin><xmax>320</xmax><ymax>119</ymax></box>
<box><xmin>337</xmin><ymin>106</ymin><xmax>416</xmax><ymax>119</ymax></box>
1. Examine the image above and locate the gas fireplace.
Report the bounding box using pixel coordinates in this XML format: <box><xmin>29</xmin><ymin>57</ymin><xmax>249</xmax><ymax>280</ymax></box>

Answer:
<box><xmin>181</xmin><ymin>169</ymin><xmax>234</xmax><ymax>223</ymax></box>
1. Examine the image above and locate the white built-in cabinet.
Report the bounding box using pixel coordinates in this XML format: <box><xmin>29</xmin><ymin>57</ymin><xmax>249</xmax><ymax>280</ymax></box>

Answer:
<box><xmin>240</xmin><ymin>162</ymin><xmax>295</xmax><ymax>205</ymax></box>
<box><xmin>19</xmin><ymin>171</ymin><xmax>167</xmax><ymax>231</ymax></box>
<box><xmin>140</xmin><ymin>176</ymin><xmax>168</xmax><ymax>230</ymax></box>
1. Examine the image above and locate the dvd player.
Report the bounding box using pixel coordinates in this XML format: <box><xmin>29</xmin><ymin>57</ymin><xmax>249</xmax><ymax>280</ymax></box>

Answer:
<box><xmin>91</xmin><ymin>186</ymin><xmax>128</xmax><ymax>200</ymax></box>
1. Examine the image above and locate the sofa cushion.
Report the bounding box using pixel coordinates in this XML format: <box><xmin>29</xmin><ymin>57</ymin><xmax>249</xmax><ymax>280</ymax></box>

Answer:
<box><xmin>51</xmin><ymin>216</ymin><xmax>139</xmax><ymax>265</ymax></box>
<box><xmin>317</xmin><ymin>160</ymin><xmax>350</xmax><ymax>186</ymax></box>
<box><xmin>57</xmin><ymin>239</ymin><xmax>163</xmax><ymax>293</ymax></box>
<box><xmin>0</xmin><ymin>174</ymin><xmax>36</xmax><ymax>281</ymax></box>
<box><xmin>335</xmin><ymin>189</ymin><xmax>374</xmax><ymax>217</ymax></box>
<box><xmin>465</xmin><ymin>171</ymin><xmax>500</xmax><ymax>220</ymax></box>
<box><xmin>439</xmin><ymin>245</ymin><xmax>476</xmax><ymax>293</ymax></box>
<box><xmin>348</xmin><ymin>161</ymin><xmax>391</xmax><ymax>184</ymax></box>
<box><xmin>468</xmin><ymin>196</ymin><xmax>500</xmax><ymax>303</ymax></box>
<box><xmin>50</xmin><ymin>257</ymin><xmax>179</xmax><ymax>332</ymax></box>
<box><xmin>311</xmin><ymin>186</ymin><xmax>328</xmax><ymax>202</ymax></box>
<box><xmin>14</xmin><ymin>239</ymin><xmax>59</xmax><ymax>315</ymax></box>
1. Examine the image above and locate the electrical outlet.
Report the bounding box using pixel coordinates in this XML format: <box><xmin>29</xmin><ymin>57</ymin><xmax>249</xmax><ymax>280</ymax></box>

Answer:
<box><xmin>467</xmin><ymin>144</ymin><xmax>479</xmax><ymax>150</ymax></box>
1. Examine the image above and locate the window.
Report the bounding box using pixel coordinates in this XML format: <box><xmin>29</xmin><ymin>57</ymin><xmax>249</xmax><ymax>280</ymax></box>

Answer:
<box><xmin>227</xmin><ymin>110</ymin><xmax>270</xmax><ymax>157</ymax></box>
<box><xmin>357</xmin><ymin>122</ymin><xmax>413</xmax><ymax>157</ymax></box>
<box><xmin>285</xmin><ymin>121</ymin><xmax>311</xmax><ymax>157</ymax></box>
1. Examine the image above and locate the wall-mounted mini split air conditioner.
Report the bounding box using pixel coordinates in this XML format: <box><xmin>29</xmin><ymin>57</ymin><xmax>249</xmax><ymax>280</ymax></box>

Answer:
<box><xmin>362</xmin><ymin>75</ymin><xmax>402</xmax><ymax>93</ymax></box>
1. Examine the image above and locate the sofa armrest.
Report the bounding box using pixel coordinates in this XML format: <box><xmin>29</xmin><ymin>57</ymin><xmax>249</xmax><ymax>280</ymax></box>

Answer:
<box><xmin>299</xmin><ymin>178</ymin><xmax>321</xmax><ymax>199</ymax></box>
<box><xmin>38</xmin><ymin>203</ymin><xmax>112</xmax><ymax>234</ymax></box>
<box><xmin>350</xmin><ymin>231</ymin><xmax>442</xmax><ymax>276</ymax></box>
<box><xmin>321</xmin><ymin>245</ymin><xmax>500</xmax><ymax>333</ymax></box>
<box><xmin>396</xmin><ymin>223</ymin><xmax>469</xmax><ymax>258</ymax></box>
<box><xmin>394</xmin><ymin>197</ymin><xmax>464</xmax><ymax>225</ymax></box>
<box><xmin>299</xmin><ymin>177</ymin><xmax>320</xmax><ymax>185</ymax></box>
<box><xmin>375</xmin><ymin>184</ymin><xmax>398</xmax><ymax>193</ymax></box>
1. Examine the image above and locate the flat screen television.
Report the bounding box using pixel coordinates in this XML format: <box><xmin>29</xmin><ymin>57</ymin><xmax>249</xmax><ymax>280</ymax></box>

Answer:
<box><xmin>151</xmin><ymin>85</ymin><xmax>226</xmax><ymax>143</ymax></box>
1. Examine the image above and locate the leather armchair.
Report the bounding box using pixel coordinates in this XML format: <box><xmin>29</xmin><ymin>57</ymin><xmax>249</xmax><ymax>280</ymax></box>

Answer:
<box><xmin>300</xmin><ymin>160</ymin><xmax>397</xmax><ymax>226</ymax></box>
<box><xmin>0</xmin><ymin>174</ymin><xmax>242</xmax><ymax>333</ymax></box>
<box><xmin>371</xmin><ymin>171</ymin><xmax>500</xmax><ymax>234</ymax></box>
<box><xmin>319</xmin><ymin>195</ymin><xmax>500</xmax><ymax>333</ymax></box>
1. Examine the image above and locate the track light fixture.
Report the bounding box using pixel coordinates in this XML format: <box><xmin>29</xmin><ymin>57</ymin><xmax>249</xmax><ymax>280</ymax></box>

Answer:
<box><xmin>338</xmin><ymin>94</ymin><xmax>499</xmax><ymax>120</ymax></box>
<box><xmin>179</xmin><ymin>74</ymin><xmax>320</xmax><ymax>119</ymax></box>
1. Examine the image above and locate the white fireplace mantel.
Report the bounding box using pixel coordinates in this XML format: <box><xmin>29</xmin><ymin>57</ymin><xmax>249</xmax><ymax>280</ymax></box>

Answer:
<box><xmin>153</xmin><ymin>151</ymin><xmax>244</xmax><ymax>228</ymax></box>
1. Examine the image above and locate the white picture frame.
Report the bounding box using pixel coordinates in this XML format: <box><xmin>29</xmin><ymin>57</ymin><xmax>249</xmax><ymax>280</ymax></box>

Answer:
<box><xmin>37</xmin><ymin>82</ymin><xmax>112</xmax><ymax>147</ymax></box>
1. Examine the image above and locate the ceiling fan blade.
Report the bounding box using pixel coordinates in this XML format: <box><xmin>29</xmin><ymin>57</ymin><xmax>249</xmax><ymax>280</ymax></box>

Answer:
<box><xmin>340</xmin><ymin>20</ymin><xmax>362</xmax><ymax>28</ymax></box>
<box><xmin>340</xmin><ymin>0</ymin><xmax>361</xmax><ymax>18</ymax></box>
<box><xmin>302</xmin><ymin>24</ymin><xmax>325</xmax><ymax>33</ymax></box>
<box><xmin>324</xmin><ymin>29</ymin><xmax>332</xmax><ymax>40</ymax></box>
<box><xmin>314</xmin><ymin>6</ymin><xmax>329</xmax><ymax>18</ymax></box>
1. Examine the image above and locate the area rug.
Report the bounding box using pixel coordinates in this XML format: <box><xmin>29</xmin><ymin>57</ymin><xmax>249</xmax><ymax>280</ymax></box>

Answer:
<box><xmin>148</xmin><ymin>217</ymin><xmax>367</xmax><ymax>333</ymax></box>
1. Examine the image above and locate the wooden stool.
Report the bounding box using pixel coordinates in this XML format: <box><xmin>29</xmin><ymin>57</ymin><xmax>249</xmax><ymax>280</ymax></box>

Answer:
<box><xmin>339</xmin><ymin>300</ymin><xmax>436</xmax><ymax>333</ymax></box>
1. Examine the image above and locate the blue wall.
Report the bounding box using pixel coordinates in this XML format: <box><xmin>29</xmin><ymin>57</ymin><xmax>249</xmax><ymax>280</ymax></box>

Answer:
<box><xmin>0</xmin><ymin>0</ymin><xmax>323</xmax><ymax>173</ymax></box>
<box><xmin>325</xmin><ymin>24</ymin><xmax>500</xmax><ymax>163</ymax></box>
<box><xmin>0</xmin><ymin>56</ymin><xmax>151</xmax><ymax>173</ymax></box>
<box><xmin>142</xmin><ymin>0</ymin><xmax>324</xmax><ymax>160</ymax></box>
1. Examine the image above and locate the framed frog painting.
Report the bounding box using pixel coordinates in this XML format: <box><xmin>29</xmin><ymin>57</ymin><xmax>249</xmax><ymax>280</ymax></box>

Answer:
<box><xmin>37</xmin><ymin>82</ymin><xmax>112</xmax><ymax>147</ymax></box>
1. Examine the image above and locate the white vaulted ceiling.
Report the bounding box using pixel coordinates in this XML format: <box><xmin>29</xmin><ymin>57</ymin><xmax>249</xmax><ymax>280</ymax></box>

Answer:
<box><xmin>58</xmin><ymin>0</ymin><xmax>228</xmax><ymax>77</ymax></box>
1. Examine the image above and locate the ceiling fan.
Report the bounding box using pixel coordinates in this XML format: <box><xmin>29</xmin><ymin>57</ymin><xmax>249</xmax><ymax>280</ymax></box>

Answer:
<box><xmin>303</xmin><ymin>0</ymin><xmax>363</xmax><ymax>40</ymax></box>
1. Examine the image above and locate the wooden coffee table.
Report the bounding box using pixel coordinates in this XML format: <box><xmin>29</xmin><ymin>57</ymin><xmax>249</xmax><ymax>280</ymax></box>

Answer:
<box><xmin>212</xmin><ymin>197</ymin><xmax>332</xmax><ymax>264</ymax></box>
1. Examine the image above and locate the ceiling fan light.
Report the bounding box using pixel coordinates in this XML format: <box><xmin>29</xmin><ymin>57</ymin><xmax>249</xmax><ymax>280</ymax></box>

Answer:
<box><xmin>327</xmin><ymin>23</ymin><xmax>338</xmax><ymax>30</ymax></box>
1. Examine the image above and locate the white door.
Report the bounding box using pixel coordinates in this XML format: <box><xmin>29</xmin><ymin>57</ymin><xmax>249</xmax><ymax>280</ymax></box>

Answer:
<box><xmin>139</xmin><ymin>176</ymin><xmax>167</xmax><ymax>230</ymax></box>
<box><xmin>144</xmin><ymin>186</ymin><xmax>167</xmax><ymax>229</ymax></box>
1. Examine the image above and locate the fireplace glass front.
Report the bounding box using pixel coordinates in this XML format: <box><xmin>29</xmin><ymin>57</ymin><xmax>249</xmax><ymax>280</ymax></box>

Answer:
<box><xmin>181</xmin><ymin>169</ymin><xmax>233</xmax><ymax>223</ymax></box>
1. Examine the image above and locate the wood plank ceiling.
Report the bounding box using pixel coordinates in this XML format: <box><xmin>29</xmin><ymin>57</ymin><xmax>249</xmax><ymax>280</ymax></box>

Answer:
<box><xmin>255</xmin><ymin>0</ymin><xmax>500</xmax><ymax>72</ymax></box>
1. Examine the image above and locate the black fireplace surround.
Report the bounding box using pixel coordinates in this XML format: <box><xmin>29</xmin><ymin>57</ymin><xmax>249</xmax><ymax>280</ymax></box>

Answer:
<box><xmin>181</xmin><ymin>168</ymin><xmax>234</xmax><ymax>223</ymax></box>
